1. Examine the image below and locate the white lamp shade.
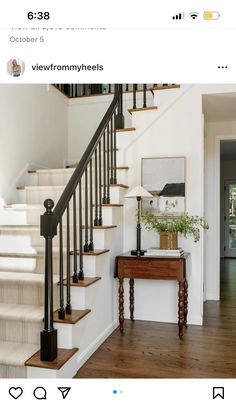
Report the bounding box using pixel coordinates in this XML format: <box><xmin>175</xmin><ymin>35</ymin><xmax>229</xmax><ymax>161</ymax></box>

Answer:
<box><xmin>125</xmin><ymin>185</ymin><xmax>153</xmax><ymax>198</ymax></box>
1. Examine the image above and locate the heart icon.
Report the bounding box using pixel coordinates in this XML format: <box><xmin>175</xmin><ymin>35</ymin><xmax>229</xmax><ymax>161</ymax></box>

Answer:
<box><xmin>9</xmin><ymin>387</ymin><xmax>23</xmax><ymax>399</ymax></box>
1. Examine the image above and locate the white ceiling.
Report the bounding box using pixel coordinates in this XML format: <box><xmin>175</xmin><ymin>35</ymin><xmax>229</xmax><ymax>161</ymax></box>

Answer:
<box><xmin>203</xmin><ymin>93</ymin><xmax>236</xmax><ymax>122</ymax></box>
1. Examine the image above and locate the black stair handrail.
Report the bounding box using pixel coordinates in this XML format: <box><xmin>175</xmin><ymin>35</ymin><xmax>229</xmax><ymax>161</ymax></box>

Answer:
<box><xmin>40</xmin><ymin>84</ymin><xmax>123</xmax><ymax>362</ymax></box>
<box><xmin>54</xmin><ymin>87</ymin><xmax>121</xmax><ymax>222</ymax></box>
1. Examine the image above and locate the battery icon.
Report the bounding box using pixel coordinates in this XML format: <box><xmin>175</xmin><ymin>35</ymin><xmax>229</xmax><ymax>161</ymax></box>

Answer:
<box><xmin>203</xmin><ymin>11</ymin><xmax>220</xmax><ymax>20</ymax></box>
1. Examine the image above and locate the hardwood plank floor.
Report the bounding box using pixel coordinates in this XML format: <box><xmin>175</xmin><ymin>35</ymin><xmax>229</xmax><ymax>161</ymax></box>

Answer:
<box><xmin>75</xmin><ymin>258</ymin><xmax>236</xmax><ymax>378</ymax></box>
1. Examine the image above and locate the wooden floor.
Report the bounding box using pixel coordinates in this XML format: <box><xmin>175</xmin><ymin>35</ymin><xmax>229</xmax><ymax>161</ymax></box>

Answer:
<box><xmin>75</xmin><ymin>258</ymin><xmax>236</xmax><ymax>378</ymax></box>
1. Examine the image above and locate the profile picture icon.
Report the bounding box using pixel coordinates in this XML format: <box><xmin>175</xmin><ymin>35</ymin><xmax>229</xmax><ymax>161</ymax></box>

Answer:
<box><xmin>7</xmin><ymin>58</ymin><xmax>25</xmax><ymax>77</ymax></box>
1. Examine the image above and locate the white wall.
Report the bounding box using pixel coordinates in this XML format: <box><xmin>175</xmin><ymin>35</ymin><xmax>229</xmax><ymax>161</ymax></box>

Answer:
<box><xmin>0</xmin><ymin>84</ymin><xmax>68</xmax><ymax>204</ymax></box>
<box><xmin>67</xmin><ymin>91</ymin><xmax>153</xmax><ymax>163</ymax></box>
<box><xmin>123</xmin><ymin>85</ymin><xmax>205</xmax><ymax>325</ymax></box>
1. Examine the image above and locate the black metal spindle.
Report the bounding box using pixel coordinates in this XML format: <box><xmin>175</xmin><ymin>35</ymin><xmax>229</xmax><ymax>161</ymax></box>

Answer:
<box><xmin>115</xmin><ymin>84</ymin><xmax>124</xmax><ymax>129</ymax></box>
<box><xmin>126</xmin><ymin>84</ymin><xmax>129</xmax><ymax>92</ymax></box>
<box><xmin>66</xmin><ymin>204</ymin><xmax>72</xmax><ymax>314</ymax></box>
<box><xmin>110</xmin><ymin>115</ymin><xmax>114</xmax><ymax>184</ymax></box>
<box><xmin>58</xmin><ymin>219</ymin><xmax>65</xmax><ymax>319</ymax></box>
<box><xmin>72</xmin><ymin>192</ymin><xmax>79</xmax><ymax>283</ymax></box>
<box><xmin>79</xmin><ymin>180</ymin><xmax>84</xmax><ymax>280</ymax></box>
<box><xmin>102</xmin><ymin>132</ymin><xmax>107</xmax><ymax>203</ymax></box>
<box><xmin>133</xmin><ymin>84</ymin><xmax>137</xmax><ymax>109</ymax></box>
<box><xmin>89</xmin><ymin>159</ymin><xmax>94</xmax><ymax>251</ymax></box>
<box><xmin>106</xmin><ymin>125</ymin><xmax>110</xmax><ymax>204</ymax></box>
<box><xmin>143</xmin><ymin>84</ymin><xmax>147</xmax><ymax>108</ymax></box>
<box><xmin>113</xmin><ymin>112</ymin><xmax>117</xmax><ymax>184</ymax></box>
<box><xmin>84</xmin><ymin>168</ymin><xmax>89</xmax><ymax>252</ymax></box>
<box><xmin>98</xmin><ymin>141</ymin><xmax>103</xmax><ymax>225</ymax></box>
<box><xmin>94</xmin><ymin>149</ymin><xmax>99</xmax><ymax>225</ymax></box>
<box><xmin>108</xmin><ymin>84</ymin><xmax>111</xmax><ymax>93</ymax></box>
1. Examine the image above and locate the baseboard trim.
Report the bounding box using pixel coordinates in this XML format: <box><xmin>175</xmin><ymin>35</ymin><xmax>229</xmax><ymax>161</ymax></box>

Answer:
<box><xmin>75</xmin><ymin>319</ymin><xmax>119</xmax><ymax>374</ymax></box>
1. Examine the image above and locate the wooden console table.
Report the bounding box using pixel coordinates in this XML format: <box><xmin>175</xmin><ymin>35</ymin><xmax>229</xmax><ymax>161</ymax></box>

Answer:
<box><xmin>115</xmin><ymin>252</ymin><xmax>189</xmax><ymax>339</ymax></box>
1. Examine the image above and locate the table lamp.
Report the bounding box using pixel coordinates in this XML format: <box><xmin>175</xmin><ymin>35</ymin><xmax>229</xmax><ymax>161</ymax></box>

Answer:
<box><xmin>125</xmin><ymin>185</ymin><xmax>152</xmax><ymax>256</ymax></box>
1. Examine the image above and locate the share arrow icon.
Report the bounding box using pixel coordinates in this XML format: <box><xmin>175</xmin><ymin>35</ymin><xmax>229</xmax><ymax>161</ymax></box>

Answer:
<box><xmin>57</xmin><ymin>387</ymin><xmax>71</xmax><ymax>399</ymax></box>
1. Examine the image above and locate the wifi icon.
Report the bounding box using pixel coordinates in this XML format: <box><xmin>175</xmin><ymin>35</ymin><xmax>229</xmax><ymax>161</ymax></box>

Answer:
<box><xmin>190</xmin><ymin>12</ymin><xmax>199</xmax><ymax>19</ymax></box>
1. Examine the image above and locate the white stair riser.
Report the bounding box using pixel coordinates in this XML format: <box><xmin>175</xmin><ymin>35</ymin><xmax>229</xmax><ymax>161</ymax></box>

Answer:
<box><xmin>25</xmin><ymin>185</ymin><xmax>125</xmax><ymax>205</ymax></box>
<box><xmin>0</xmin><ymin>253</ymin><xmax>107</xmax><ymax>279</ymax></box>
<box><xmin>0</xmin><ymin>283</ymin><xmax>58</xmax><ymax>306</ymax></box>
<box><xmin>0</xmin><ymin>227</ymin><xmax>113</xmax><ymax>251</ymax></box>
<box><xmin>70</xmin><ymin>276</ymin><xmax>102</xmax><ymax>309</ymax></box>
<box><xmin>56</xmin><ymin>315</ymin><xmax>89</xmax><ymax>349</ymax></box>
<box><xmin>36</xmin><ymin>168</ymin><xmax>127</xmax><ymax>187</ymax></box>
<box><xmin>0</xmin><ymin>319</ymin><xmax>42</xmax><ymax>345</ymax></box>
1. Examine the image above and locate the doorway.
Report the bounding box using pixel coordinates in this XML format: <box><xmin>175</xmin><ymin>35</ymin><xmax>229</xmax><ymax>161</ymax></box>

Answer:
<box><xmin>220</xmin><ymin>140</ymin><xmax>236</xmax><ymax>260</ymax></box>
<box><xmin>224</xmin><ymin>180</ymin><xmax>236</xmax><ymax>257</ymax></box>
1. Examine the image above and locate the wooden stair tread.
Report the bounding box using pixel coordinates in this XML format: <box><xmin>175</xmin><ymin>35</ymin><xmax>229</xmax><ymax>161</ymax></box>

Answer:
<box><xmin>102</xmin><ymin>203</ymin><xmax>123</xmax><ymax>207</ymax></box>
<box><xmin>150</xmin><ymin>84</ymin><xmax>180</xmax><ymax>91</ymax></box>
<box><xmin>62</xmin><ymin>276</ymin><xmax>102</xmax><ymax>287</ymax></box>
<box><xmin>70</xmin><ymin>249</ymin><xmax>109</xmax><ymax>256</ymax></box>
<box><xmin>116</xmin><ymin>127</ymin><xmax>136</xmax><ymax>132</ymax></box>
<box><xmin>110</xmin><ymin>183</ymin><xmax>128</xmax><ymax>188</ymax></box>
<box><xmin>25</xmin><ymin>348</ymin><xmax>78</xmax><ymax>369</ymax></box>
<box><xmin>53</xmin><ymin>309</ymin><xmax>91</xmax><ymax>324</ymax></box>
<box><xmin>128</xmin><ymin>106</ymin><xmax>158</xmax><ymax>114</ymax></box>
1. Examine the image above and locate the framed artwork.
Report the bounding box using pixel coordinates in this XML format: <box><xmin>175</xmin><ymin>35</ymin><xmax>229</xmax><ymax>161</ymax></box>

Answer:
<box><xmin>141</xmin><ymin>157</ymin><xmax>185</xmax><ymax>216</ymax></box>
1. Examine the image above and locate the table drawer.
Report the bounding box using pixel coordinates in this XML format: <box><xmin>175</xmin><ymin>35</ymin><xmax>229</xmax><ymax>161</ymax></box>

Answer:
<box><xmin>118</xmin><ymin>258</ymin><xmax>181</xmax><ymax>280</ymax></box>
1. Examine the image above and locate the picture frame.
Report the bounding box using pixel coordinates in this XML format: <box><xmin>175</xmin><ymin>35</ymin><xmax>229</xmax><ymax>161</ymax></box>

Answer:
<box><xmin>141</xmin><ymin>157</ymin><xmax>186</xmax><ymax>217</ymax></box>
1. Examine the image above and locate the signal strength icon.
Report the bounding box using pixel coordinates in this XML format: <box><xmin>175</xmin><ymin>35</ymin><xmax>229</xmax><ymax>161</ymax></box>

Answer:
<box><xmin>190</xmin><ymin>12</ymin><xmax>199</xmax><ymax>19</ymax></box>
<box><xmin>172</xmin><ymin>12</ymin><xmax>185</xmax><ymax>20</ymax></box>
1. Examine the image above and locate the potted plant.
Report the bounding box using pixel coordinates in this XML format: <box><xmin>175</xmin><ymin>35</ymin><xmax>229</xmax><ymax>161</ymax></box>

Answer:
<box><xmin>141</xmin><ymin>211</ymin><xmax>209</xmax><ymax>249</ymax></box>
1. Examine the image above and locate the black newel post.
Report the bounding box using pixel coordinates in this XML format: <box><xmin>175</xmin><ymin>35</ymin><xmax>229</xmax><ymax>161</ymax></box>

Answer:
<box><xmin>40</xmin><ymin>198</ymin><xmax>58</xmax><ymax>361</ymax></box>
<box><xmin>115</xmin><ymin>84</ymin><xmax>124</xmax><ymax>130</ymax></box>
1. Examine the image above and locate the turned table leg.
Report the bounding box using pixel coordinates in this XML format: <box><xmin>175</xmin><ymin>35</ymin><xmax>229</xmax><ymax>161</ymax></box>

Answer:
<box><xmin>119</xmin><ymin>278</ymin><xmax>125</xmax><ymax>334</ymax></box>
<box><xmin>178</xmin><ymin>281</ymin><xmax>185</xmax><ymax>339</ymax></box>
<box><xmin>129</xmin><ymin>278</ymin><xmax>135</xmax><ymax>321</ymax></box>
<box><xmin>184</xmin><ymin>279</ymin><xmax>188</xmax><ymax>327</ymax></box>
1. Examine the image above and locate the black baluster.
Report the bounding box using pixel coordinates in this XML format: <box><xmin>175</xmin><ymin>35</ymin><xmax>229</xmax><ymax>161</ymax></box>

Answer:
<box><xmin>143</xmin><ymin>84</ymin><xmax>147</xmax><ymax>108</ymax></box>
<box><xmin>98</xmin><ymin>141</ymin><xmax>103</xmax><ymax>226</ymax></box>
<box><xmin>84</xmin><ymin>168</ymin><xmax>89</xmax><ymax>252</ymax></box>
<box><xmin>58</xmin><ymin>219</ymin><xmax>65</xmax><ymax>319</ymax></box>
<box><xmin>72</xmin><ymin>192</ymin><xmax>79</xmax><ymax>283</ymax></box>
<box><xmin>40</xmin><ymin>198</ymin><xmax>57</xmax><ymax>361</ymax></box>
<box><xmin>106</xmin><ymin>125</ymin><xmax>110</xmax><ymax>204</ymax></box>
<box><xmin>79</xmin><ymin>180</ymin><xmax>84</xmax><ymax>280</ymax></box>
<box><xmin>110</xmin><ymin>116</ymin><xmax>114</xmax><ymax>184</ymax></box>
<box><xmin>126</xmin><ymin>84</ymin><xmax>129</xmax><ymax>92</ymax></box>
<box><xmin>133</xmin><ymin>84</ymin><xmax>137</xmax><ymax>109</ymax></box>
<box><xmin>113</xmin><ymin>113</ymin><xmax>117</xmax><ymax>184</ymax></box>
<box><xmin>94</xmin><ymin>149</ymin><xmax>99</xmax><ymax>225</ymax></box>
<box><xmin>115</xmin><ymin>84</ymin><xmax>124</xmax><ymax>129</ymax></box>
<box><xmin>108</xmin><ymin>84</ymin><xmax>111</xmax><ymax>93</ymax></box>
<box><xmin>83</xmin><ymin>84</ymin><xmax>86</xmax><ymax>96</ymax></box>
<box><xmin>66</xmin><ymin>204</ymin><xmax>72</xmax><ymax>314</ymax></box>
<box><xmin>102</xmin><ymin>132</ymin><xmax>107</xmax><ymax>203</ymax></box>
<box><xmin>89</xmin><ymin>159</ymin><xmax>94</xmax><ymax>251</ymax></box>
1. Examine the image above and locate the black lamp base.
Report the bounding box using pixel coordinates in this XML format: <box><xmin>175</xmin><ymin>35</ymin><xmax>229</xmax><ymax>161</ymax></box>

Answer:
<box><xmin>131</xmin><ymin>249</ymin><xmax>146</xmax><ymax>256</ymax></box>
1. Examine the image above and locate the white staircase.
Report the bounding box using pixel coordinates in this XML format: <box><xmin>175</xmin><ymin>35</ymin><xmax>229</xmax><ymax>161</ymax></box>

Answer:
<box><xmin>0</xmin><ymin>84</ymin><xmax>181</xmax><ymax>378</ymax></box>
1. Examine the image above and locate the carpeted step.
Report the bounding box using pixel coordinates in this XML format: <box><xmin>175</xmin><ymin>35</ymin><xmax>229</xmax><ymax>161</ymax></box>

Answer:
<box><xmin>0</xmin><ymin>272</ymin><xmax>59</xmax><ymax>305</ymax></box>
<box><xmin>0</xmin><ymin>340</ymin><xmax>38</xmax><ymax>378</ymax></box>
<box><xmin>0</xmin><ymin>303</ymin><xmax>43</xmax><ymax>344</ymax></box>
